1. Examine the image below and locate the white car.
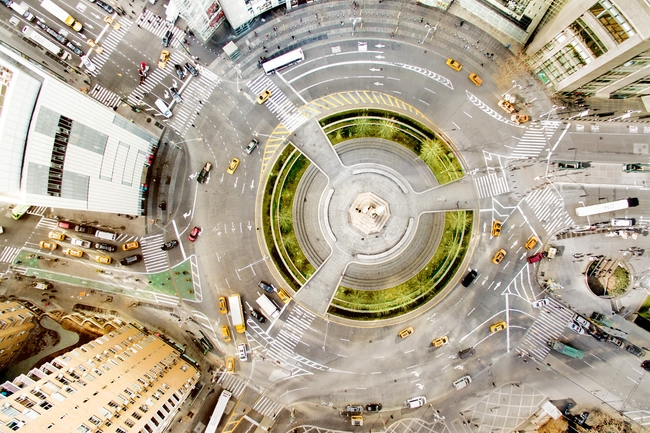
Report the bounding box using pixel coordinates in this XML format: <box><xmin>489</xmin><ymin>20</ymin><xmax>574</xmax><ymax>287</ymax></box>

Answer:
<box><xmin>80</xmin><ymin>55</ymin><xmax>96</xmax><ymax>72</ymax></box>
<box><xmin>568</xmin><ymin>322</ymin><xmax>587</xmax><ymax>334</ymax></box>
<box><xmin>405</xmin><ymin>396</ymin><xmax>426</xmax><ymax>408</ymax></box>
<box><xmin>237</xmin><ymin>343</ymin><xmax>248</xmax><ymax>361</ymax></box>
<box><xmin>71</xmin><ymin>238</ymin><xmax>91</xmax><ymax>248</ymax></box>
<box><xmin>531</xmin><ymin>298</ymin><xmax>549</xmax><ymax>309</ymax></box>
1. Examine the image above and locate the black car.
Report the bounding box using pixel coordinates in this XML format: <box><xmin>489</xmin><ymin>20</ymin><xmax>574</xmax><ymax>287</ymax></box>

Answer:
<box><xmin>174</xmin><ymin>64</ymin><xmax>184</xmax><ymax>80</ymax></box>
<box><xmin>162</xmin><ymin>30</ymin><xmax>173</xmax><ymax>47</ymax></box>
<box><xmin>184</xmin><ymin>62</ymin><xmax>199</xmax><ymax>77</ymax></box>
<box><xmin>250</xmin><ymin>309</ymin><xmax>266</xmax><ymax>323</ymax></box>
<box><xmin>45</xmin><ymin>27</ymin><xmax>68</xmax><ymax>44</ymax></box>
<box><xmin>461</xmin><ymin>269</ymin><xmax>478</xmax><ymax>287</ymax></box>
<box><xmin>95</xmin><ymin>0</ymin><xmax>114</xmax><ymax>13</ymax></box>
<box><xmin>120</xmin><ymin>254</ymin><xmax>142</xmax><ymax>266</ymax></box>
<box><xmin>641</xmin><ymin>360</ymin><xmax>650</xmax><ymax>372</ymax></box>
<box><xmin>258</xmin><ymin>281</ymin><xmax>274</xmax><ymax>293</ymax></box>
<box><xmin>458</xmin><ymin>347</ymin><xmax>476</xmax><ymax>359</ymax></box>
<box><xmin>626</xmin><ymin>344</ymin><xmax>646</xmax><ymax>357</ymax></box>
<box><xmin>35</xmin><ymin>20</ymin><xmax>48</xmax><ymax>31</ymax></box>
<box><xmin>66</xmin><ymin>42</ymin><xmax>84</xmax><ymax>57</ymax></box>
<box><xmin>161</xmin><ymin>240</ymin><xmax>179</xmax><ymax>251</ymax></box>
<box><xmin>366</xmin><ymin>403</ymin><xmax>382</xmax><ymax>412</ymax></box>
<box><xmin>94</xmin><ymin>242</ymin><xmax>116</xmax><ymax>252</ymax></box>
<box><xmin>75</xmin><ymin>225</ymin><xmax>91</xmax><ymax>233</ymax></box>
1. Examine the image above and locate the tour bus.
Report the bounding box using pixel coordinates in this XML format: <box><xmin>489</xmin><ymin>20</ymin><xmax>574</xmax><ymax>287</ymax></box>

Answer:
<box><xmin>262</xmin><ymin>48</ymin><xmax>305</xmax><ymax>75</ymax></box>
<box><xmin>575</xmin><ymin>198</ymin><xmax>638</xmax><ymax>217</ymax></box>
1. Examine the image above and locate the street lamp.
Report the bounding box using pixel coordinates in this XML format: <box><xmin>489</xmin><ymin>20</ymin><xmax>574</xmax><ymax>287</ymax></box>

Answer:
<box><xmin>168</xmin><ymin>138</ymin><xmax>203</xmax><ymax>149</ymax></box>
<box><xmin>540</xmin><ymin>105</ymin><xmax>565</xmax><ymax>120</ymax></box>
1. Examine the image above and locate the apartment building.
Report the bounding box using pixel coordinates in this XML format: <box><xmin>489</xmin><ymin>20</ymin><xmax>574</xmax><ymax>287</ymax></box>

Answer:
<box><xmin>0</xmin><ymin>302</ymin><xmax>35</xmax><ymax>371</ymax></box>
<box><xmin>526</xmin><ymin>0</ymin><xmax>650</xmax><ymax>99</ymax></box>
<box><xmin>0</xmin><ymin>323</ymin><xmax>200</xmax><ymax>433</ymax></box>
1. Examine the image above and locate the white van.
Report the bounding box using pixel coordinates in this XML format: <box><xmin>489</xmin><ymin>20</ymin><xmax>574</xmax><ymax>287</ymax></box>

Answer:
<box><xmin>611</xmin><ymin>218</ymin><xmax>635</xmax><ymax>227</ymax></box>
<box><xmin>95</xmin><ymin>230</ymin><xmax>117</xmax><ymax>241</ymax></box>
<box><xmin>453</xmin><ymin>375</ymin><xmax>472</xmax><ymax>390</ymax></box>
<box><xmin>10</xmin><ymin>3</ymin><xmax>35</xmax><ymax>21</ymax></box>
<box><xmin>154</xmin><ymin>98</ymin><xmax>172</xmax><ymax>118</ymax></box>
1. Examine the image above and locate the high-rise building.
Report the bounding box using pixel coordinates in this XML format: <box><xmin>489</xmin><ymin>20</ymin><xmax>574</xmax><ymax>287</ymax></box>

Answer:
<box><xmin>0</xmin><ymin>323</ymin><xmax>200</xmax><ymax>433</ymax></box>
<box><xmin>0</xmin><ymin>44</ymin><xmax>159</xmax><ymax>214</ymax></box>
<box><xmin>0</xmin><ymin>302</ymin><xmax>35</xmax><ymax>371</ymax></box>
<box><xmin>526</xmin><ymin>0</ymin><xmax>650</xmax><ymax>99</ymax></box>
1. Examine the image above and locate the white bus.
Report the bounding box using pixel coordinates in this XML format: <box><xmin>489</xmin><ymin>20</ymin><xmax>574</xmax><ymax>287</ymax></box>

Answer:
<box><xmin>228</xmin><ymin>295</ymin><xmax>245</xmax><ymax>333</ymax></box>
<box><xmin>205</xmin><ymin>390</ymin><xmax>232</xmax><ymax>433</ymax></box>
<box><xmin>256</xmin><ymin>294</ymin><xmax>280</xmax><ymax>319</ymax></box>
<box><xmin>262</xmin><ymin>48</ymin><xmax>304</xmax><ymax>75</ymax></box>
<box><xmin>575</xmin><ymin>198</ymin><xmax>639</xmax><ymax>217</ymax></box>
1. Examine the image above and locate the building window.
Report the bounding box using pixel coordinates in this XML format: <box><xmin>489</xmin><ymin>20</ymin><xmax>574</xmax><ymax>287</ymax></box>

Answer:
<box><xmin>76</xmin><ymin>424</ymin><xmax>92</xmax><ymax>433</ymax></box>
<box><xmin>132</xmin><ymin>412</ymin><xmax>142</xmax><ymax>420</ymax></box>
<box><xmin>125</xmin><ymin>418</ymin><xmax>135</xmax><ymax>428</ymax></box>
<box><xmin>590</xmin><ymin>0</ymin><xmax>635</xmax><ymax>44</ymax></box>
<box><xmin>116</xmin><ymin>427</ymin><xmax>128</xmax><ymax>433</ymax></box>
<box><xmin>570</xmin><ymin>18</ymin><xmax>607</xmax><ymax>58</ymax></box>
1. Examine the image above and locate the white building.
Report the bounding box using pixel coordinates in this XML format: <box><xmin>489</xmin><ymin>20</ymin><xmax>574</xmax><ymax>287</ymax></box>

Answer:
<box><xmin>526</xmin><ymin>0</ymin><xmax>650</xmax><ymax>99</ymax></box>
<box><xmin>0</xmin><ymin>44</ymin><xmax>159</xmax><ymax>215</ymax></box>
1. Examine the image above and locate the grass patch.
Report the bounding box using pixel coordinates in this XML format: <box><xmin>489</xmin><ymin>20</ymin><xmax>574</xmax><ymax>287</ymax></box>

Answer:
<box><xmin>637</xmin><ymin>295</ymin><xmax>650</xmax><ymax>319</ymax></box>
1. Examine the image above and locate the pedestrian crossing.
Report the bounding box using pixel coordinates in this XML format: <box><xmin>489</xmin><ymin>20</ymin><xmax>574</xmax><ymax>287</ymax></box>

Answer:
<box><xmin>0</xmin><ymin>246</ymin><xmax>21</xmax><ymax>264</ymax></box>
<box><xmin>267</xmin><ymin>304</ymin><xmax>315</xmax><ymax>363</ymax></box>
<box><xmin>27</xmin><ymin>206</ymin><xmax>48</xmax><ymax>216</ymax></box>
<box><xmin>37</xmin><ymin>217</ymin><xmax>59</xmax><ymax>230</ymax></box>
<box><xmin>140</xmin><ymin>233</ymin><xmax>168</xmax><ymax>273</ymax></box>
<box><xmin>135</xmin><ymin>10</ymin><xmax>185</xmax><ymax>48</ymax></box>
<box><xmin>524</xmin><ymin>186</ymin><xmax>574</xmax><ymax>235</ymax></box>
<box><xmin>85</xmin><ymin>17</ymin><xmax>133</xmax><ymax>76</ymax></box>
<box><xmin>217</xmin><ymin>372</ymin><xmax>247</xmax><ymax>398</ymax></box>
<box><xmin>517</xmin><ymin>297</ymin><xmax>575</xmax><ymax>360</ymax></box>
<box><xmin>247</xmin><ymin>74</ymin><xmax>308</xmax><ymax>132</ymax></box>
<box><xmin>154</xmin><ymin>293</ymin><xmax>180</xmax><ymax>306</ymax></box>
<box><xmin>126</xmin><ymin>51</ymin><xmax>186</xmax><ymax>106</ymax></box>
<box><xmin>252</xmin><ymin>396</ymin><xmax>284</xmax><ymax>419</ymax></box>
<box><xmin>90</xmin><ymin>84</ymin><xmax>122</xmax><ymax>109</ymax></box>
<box><xmin>169</xmin><ymin>72</ymin><xmax>221</xmax><ymax>135</ymax></box>
<box><xmin>474</xmin><ymin>171</ymin><xmax>509</xmax><ymax>199</ymax></box>
<box><xmin>510</xmin><ymin>121</ymin><xmax>561</xmax><ymax>159</ymax></box>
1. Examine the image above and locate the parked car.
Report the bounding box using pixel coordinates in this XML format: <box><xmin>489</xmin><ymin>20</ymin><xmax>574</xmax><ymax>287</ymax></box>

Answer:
<box><xmin>527</xmin><ymin>251</ymin><xmax>547</xmax><ymax>264</ymax></box>
<box><xmin>606</xmin><ymin>335</ymin><xmax>623</xmax><ymax>347</ymax></box>
<box><xmin>276</xmin><ymin>287</ymin><xmax>291</xmax><ymax>303</ymax></box>
<box><xmin>94</xmin><ymin>0</ymin><xmax>114</xmax><ymax>13</ymax></box>
<box><xmin>188</xmin><ymin>226</ymin><xmax>200</xmax><ymax>242</ymax></box>
<box><xmin>345</xmin><ymin>405</ymin><xmax>363</xmax><ymax>413</ymax></box>
<box><xmin>57</xmin><ymin>221</ymin><xmax>73</xmax><ymax>229</ymax></box>
<box><xmin>66</xmin><ymin>42</ymin><xmax>84</xmax><ymax>56</ymax></box>
<box><xmin>161</xmin><ymin>240</ymin><xmax>179</xmax><ymax>251</ymax></box>
<box><xmin>626</xmin><ymin>344</ymin><xmax>646</xmax><ymax>357</ymax></box>
<box><xmin>184</xmin><ymin>62</ymin><xmax>199</xmax><ymax>76</ymax></box>
<box><xmin>75</xmin><ymin>225</ymin><xmax>91</xmax><ymax>233</ymax></box>
<box><xmin>366</xmin><ymin>404</ymin><xmax>382</xmax><ymax>412</ymax></box>
<box><xmin>641</xmin><ymin>360</ymin><xmax>650</xmax><ymax>371</ymax></box>
<box><xmin>568</xmin><ymin>322</ymin><xmax>587</xmax><ymax>334</ymax></box>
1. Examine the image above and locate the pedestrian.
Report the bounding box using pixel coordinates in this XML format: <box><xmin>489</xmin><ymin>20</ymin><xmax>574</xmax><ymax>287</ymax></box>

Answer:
<box><xmin>308</xmin><ymin>30</ymin><xmax>311</xmax><ymax>34</ymax></box>
<box><xmin>254</xmin><ymin>31</ymin><xmax>257</xmax><ymax>37</ymax></box>
<box><xmin>277</xmin><ymin>45</ymin><xmax>280</xmax><ymax>49</ymax></box>
<box><xmin>199</xmin><ymin>100</ymin><xmax>202</xmax><ymax>104</ymax></box>
<box><xmin>292</xmin><ymin>35</ymin><xmax>295</xmax><ymax>40</ymax></box>
<box><xmin>480</xmin><ymin>62</ymin><xmax>484</xmax><ymax>67</ymax></box>
<box><xmin>421</xmin><ymin>17</ymin><xmax>423</xmax><ymax>23</ymax></box>
<box><xmin>460</xmin><ymin>20</ymin><xmax>464</xmax><ymax>27</ymax></box>
<box><xmin>341</xmin><ymin>21</ymin><xmax>344</xmax><ymax>25</ymax></box>
<box><xmin>464</xmin><ymin>44</ymin><xmax>469</xmax><ymax>49</ymax></box>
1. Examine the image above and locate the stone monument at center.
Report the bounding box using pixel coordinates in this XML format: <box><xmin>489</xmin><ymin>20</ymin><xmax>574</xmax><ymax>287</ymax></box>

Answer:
<box><xmin>348</xmin><ymin>191</ymin><xmax>391</xmax><ymax>235</ymax></box>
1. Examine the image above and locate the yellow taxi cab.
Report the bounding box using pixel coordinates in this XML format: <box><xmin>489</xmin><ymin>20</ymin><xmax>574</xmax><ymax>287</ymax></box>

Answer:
<box><xmin>39</xmin><ymin>241</ymin><xmax>58</xmax><ymax>250</ymax></box>
<box><xmin>498</xmin><ymin>100</ymin><xmax>516</xmax><ymax>114</ymax></box>
<box><xmin>398</xmin><ymin>326</ymin><xmax>414</xmax><ymax>339</ymax></box>
<box><xmin>256</xmin><ymin>89</ymin><xmax>272</xmax><ymax>104</ymax></box>
<box><xmin>227</xmin><ymin>158</ymin><xmax>240</xmax><ymax>174</ymax></box>
<box><xmin>492</xmin><ymin>249</ymin><xmax>507</xmax><ymax>265</ymax></box>
<box><xmin>86</xmin><ymin>39</ymin><xmax>104</xmax><ymax>54</ymax></box>
<box><xmin>103</xmin><ymin>16</ymin><xmax>121</xmax><ymax>31</ymax></box>
<box><xmin>221</xmin><ymin>325</ymin><xmax>232</xmax><ymax>342</ymax></box>
<box><xmin>218</xmin><ymin>296</ymin><xmax>228</xmax><ymax>314</ymax></box>
<box><xmin>276</xmin><ymin>287</ymin><xmax>291</xmax><ymax>304</ymax></box>
<box><xmin>431</xmin><ymin>336</ymin><xmax>449</xmax><ymax>347</ymax></box>
<box><xmin>446</xmin><ymin>58</ymin><xmax>462</xmax><ymax>71</ymax></box>
<box><xmin>511</xmin><ymin>114</ymin><xmax>531</xmax><ymax>124</ymax></box>
<box><xmin>524</xmin><ymin>235</ymin><xmax>539</xmax><ymax>250</ymax></box>
<box><xmin>48</xmin><ymin>231</ymin><xmax>66</xmax><ymax>241</ymax></box>
<box><xmin>468</xmin><ymin>73</ymin><xmax>482</xmax><ymax>86</ymax></box>
<box><xmin>490</xmin><ymin>321</ymin><xmax>507</xmax><ymax>333</ymax></box>
<box><xmin>122</xmin><ymin>241</ymin><xmax>140</xmax><ymax>251</ymax></box>
<box><xmin>66</xmin><ymin>248</ymin><xmax>83</xmax><ymax>258</ymax></box>
<box><xmin>158</xmin><ymin>50</ymin><xmax>170</xmax><ymax>68</ymax></box>
<box><xmin>491</xmin><ymin>220</ymin><xmax>502</xmax><ymax>237</ymax></box>
<box><xmin>95</xmin><ymin>255</ymin><xmax>112</xmax><ymax>264</ymax></box>
<box><xmin>226</xmin><ymin>357</ymin><xmax>235</xmax><ymax>372</ymax></box>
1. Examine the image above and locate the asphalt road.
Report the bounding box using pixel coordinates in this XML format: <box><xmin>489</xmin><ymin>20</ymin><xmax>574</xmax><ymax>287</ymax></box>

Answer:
<box><xmin>2</xmin><ymin>0</ymin><xmax>650</xmax><ymax>430</ymax></box>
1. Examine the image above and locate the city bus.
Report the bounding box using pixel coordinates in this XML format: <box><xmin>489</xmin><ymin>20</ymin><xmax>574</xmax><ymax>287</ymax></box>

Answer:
<box><xmin>11</xmin><ymin>205</ymin><xmax>31</xmax><ymax>220</ymax></box>
<box><xmin>205</xmin><ymin>389</ymin><xmax>232</xmax><ymax>433</ymax></box>
<box><xmin>575</xmin><ymin>198</ymin><xmax>639</xmax><ymax>217</ymax></box>
<box><xmin>262</xmin><ymin>48</ymin><xmax>305</xmax><ymax>75</ymax></box>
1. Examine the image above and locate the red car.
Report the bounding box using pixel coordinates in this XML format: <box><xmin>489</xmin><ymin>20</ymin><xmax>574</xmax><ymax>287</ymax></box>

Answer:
<box><xmin>188</xmin><ymin>226</ymin><xmax>200</xmax><ymax>242</ymax></box>
<box><xmin>527</xmin><ymin>251</ymin><xmax>547</xmax><ymax>264</ymax></box>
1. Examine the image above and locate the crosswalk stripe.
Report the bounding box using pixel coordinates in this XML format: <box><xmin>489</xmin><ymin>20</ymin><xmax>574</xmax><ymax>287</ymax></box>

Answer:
<box><xmin>90</xmin><ymin>84</ymin><xmax>122</xmax><ymax>109</ymax></box>
<box><xmin>85</xmin><ymin>18</ymin><xmax>133</xmax><ymax>76</ymax></box>
<box><xmin>139</xmin><ymin>233</ymin><xmax>168</xmax><ymax>273</ymax></box>
<box><xmin>37</xmin><ymin>218</ymin><xmax>59</xmax><ymax>230</ymax></box>
<box><xmin>0</xmin><ymin>246</ymin><xmax>21</xmax><ymax>264</ymax></box>
<box><xmin>517</xmin><ymin>297</ymin><xmax>575</xmax><ymax>359</ymax></box>
<box><xmin>135</xmin><ymin>11</ymin><xmax>186</xmax><ymax>47</ymax></box>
